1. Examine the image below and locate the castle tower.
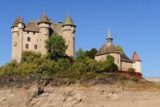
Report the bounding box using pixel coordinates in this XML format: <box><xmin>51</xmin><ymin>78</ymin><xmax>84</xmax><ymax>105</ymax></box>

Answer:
<box><xmin>11</xmin><ymin>17</ymin><xmax>24</xmax><ymax>63</ymax></box>
<box><xmin>132</xmin><ymin>52</ymin><xmax>142</xmax><ymax>73</ymax></box>
<box><xmin>62</xmin><ymin>16</ymin><xmax>76</xmax><ymax>57</ymax></box>
<box><xmin>38</xmin><ymin>14</ymin><xmax>51</xmax><ymax>55</ymax></box>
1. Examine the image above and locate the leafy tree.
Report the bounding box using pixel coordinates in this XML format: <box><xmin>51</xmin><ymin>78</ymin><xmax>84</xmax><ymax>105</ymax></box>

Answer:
<box><xmin>46</xmin><ymin>34</ymin><xmax>67</xmax><ymax>60</ymax></box>
<box><xmin>116</xmin><ymin>45</ymin><xmax>124</xmax><ymax>53</ymax></box>
<box><xmin>75</xmin><ymin>48</ymin><xmax>87</xmax><ymax>59</ymax></box>
<box><xmin>106</xmin><ymin>55</ymin><xmax>114</xmax><ymax>64</ymax></box>
<box><xmin>105</xmin><ymin>55</ymin><xmax>118</xmax><ymax>72</ymax></box>
<box><xmin>86</xmin><ymin>48</ymin><xmax>97</xmax><ymax>59</ymax></box>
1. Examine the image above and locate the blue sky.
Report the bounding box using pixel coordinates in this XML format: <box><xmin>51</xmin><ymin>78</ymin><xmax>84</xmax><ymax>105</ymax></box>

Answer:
<box><xmin>0</xmin><ymin>0</ymin><xmax>160</xmax><ymax>77</ymax></box>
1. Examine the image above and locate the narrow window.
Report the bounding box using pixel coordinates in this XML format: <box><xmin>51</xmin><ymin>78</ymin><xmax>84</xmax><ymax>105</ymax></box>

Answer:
<box><xmin>14</xmin><ymin>42</ymin><xmax>17</xmax><ymax>47</ymax></box>
<box><xmin>34</xmin><ymin>44</ymin><xmax>37</xmax><ymax>50</ymax></box>
<box><xmin>27</xmin><ymin>31</ymin><xmax>29</xmax><ymax>34</ymax></box>
<box><xmin>117</xmin><ymin>59</ymin><xmax>119</xmax><ymax>64</ymax></box>
<box><xmin>33</xmin><ymin>32</ymin><xmax>35</xmax><ymax>35</ymax></box>
<box><xmin>25</xmin><ymin>44</ymin><xmax>29</xmax><ymax>49</ymax></box>
<box><xmin>27</xmin><ymin>37</ymin><xmax>31</xmax><ymax>42</ymax></box>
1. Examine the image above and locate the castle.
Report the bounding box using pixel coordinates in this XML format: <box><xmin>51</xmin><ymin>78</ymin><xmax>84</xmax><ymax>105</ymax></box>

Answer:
<box><xmin>11</xmin><ymin>14</ymin><xmax>142</xmax><ymax>73</ymax></box>
<box><xmin>11</xmin><ymin>14</ymin><xmax>76</xmax><ymax>63</ymax></box>
<box><xmin>95</xmin><ymin>30</ymin><xmax>142</xmax><ymax>73</ymax></box>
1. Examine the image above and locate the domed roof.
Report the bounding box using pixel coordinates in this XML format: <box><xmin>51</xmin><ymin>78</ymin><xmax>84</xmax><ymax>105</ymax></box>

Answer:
<box><xmin>96</xmin><ymin>44</ymin><xmax>119</xmax><ymax>56</ymax></box>
<box><xmin>96</xmin><ymin>30</ymin><xmax>133</xmax><ymax>63</ymax></box>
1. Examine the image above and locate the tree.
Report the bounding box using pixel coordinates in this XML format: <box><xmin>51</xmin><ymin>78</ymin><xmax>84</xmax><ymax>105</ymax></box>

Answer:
<box><xmin>105</xmin><ymin>55</ymin><xmax>118</xmax><ymax>72</ymax></box>
<box><xmin>116</xmin><ymin>45</ymin><xmax>124</xmax><ymax>53</ymax></box>
<box><xmin>106</xmin><ymin>55</ymin><xmax>114</xmax><ymax>64</ymax></box>
<box><xmin>46</xmin><ymin>34</ymin><xmax>67</xmax><ymax>60</ymax></box>
<box><xmin>75</xmin><ymin>48</ymin><xmax>87</xmax><ymax>59</ymax></box>
<box><xmin>86</xmin><ymin>48</ymin><xmax>97</xmax><ymax>59</ymax></box>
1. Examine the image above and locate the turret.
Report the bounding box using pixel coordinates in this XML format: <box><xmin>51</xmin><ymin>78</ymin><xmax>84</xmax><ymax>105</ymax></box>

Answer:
<box><xmin>38</xmin><ymin>14</ymin><xmax>51</xmax><ymax>35</ymax></box>
<box><xmin>132</xmin><ymin>52</ymin><xmax>142</xmax><ymax>73</ymax></box>
<box><xmin>62</xmin><ymin>16</ymin><xmax>76</xmax><ymax>57</ymax></box>
<box><xmin>38</xmin><ymin>14</ymin><xmax>51</xmax><ymax>55</ymax></box>
<box><xmin>11</xmin><ymin>17</ymin><xmax>24</xmax><ymax>63</ymax></box>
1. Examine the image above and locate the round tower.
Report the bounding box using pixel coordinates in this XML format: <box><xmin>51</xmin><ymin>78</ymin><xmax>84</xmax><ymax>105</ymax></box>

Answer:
<box><xmin>132</xmin><ymin>52</ymin><xmax>142</xmax><ymax>73</ymax></box>
<box><xmin>38</xmin><ymin>14</ymin><xmax>51</xmax><ymax>35</ymax></box>
<box><xmin>11</xmin><ymin>17</ymin><xmax>24</xmax><ymax>63</ymax></box>
<box><xmin>62</xmin><ymin>16</ymin><xmax>76</xmax><ymax>57</ymax></box>
<box><xmin>38</xmin><ymin>14</ymin><xmax>51</xmax><ymax>55</ymax></box>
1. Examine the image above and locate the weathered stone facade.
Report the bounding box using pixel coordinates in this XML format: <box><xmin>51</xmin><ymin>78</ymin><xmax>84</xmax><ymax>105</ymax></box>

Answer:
<box><xmin>11</xmin><ymin>14</ymin><xmax>76</xmax><ymax>63</ymax></box>
<box><xmin>95</xmin><ymin>30</ymin><xmax>142</xmax><ymax>73</ymax></box>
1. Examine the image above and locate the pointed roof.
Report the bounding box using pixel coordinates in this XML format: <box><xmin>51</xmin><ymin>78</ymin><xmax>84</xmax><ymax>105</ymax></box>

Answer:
<box><xmin>38</xmin><ymin>13</ymin><xmax>51</xmax><ymax>24</ymax></box>
<box><xmin>63</xmin><ymin>16</ymin><xmax>75</xmax><ymax>26</ymax></box>
<box><xmin>11</xmin><ymin>16</ymin><xmax>24</xmax><ymax>28</ymax></box>
<box><xmin>132</xmin><ymin>52</ymin><xmax>141</xmax><ymax>61</ymax></box>
<box><xmin>25</xmin><ymin>21</ymin><xmax>39</xmax><ymax>32</ymax></box>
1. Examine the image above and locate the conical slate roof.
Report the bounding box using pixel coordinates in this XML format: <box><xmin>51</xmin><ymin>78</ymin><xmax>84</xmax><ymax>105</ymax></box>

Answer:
<box><xmin>38</xmin><ymin>14</ymin><xmax>51</xmax><ymax>24</ymax></box>
<box><xmin>132</xmin><ymin>52</ymin><xmax>141</xmax><ymax>61</ymax></box>
<box><xmin>11</xmin><ymin>17</ymin><xmax>23</xmax><ymax>28</ymax></box>
<box><xmin>63</xmin><ymin>16</ymin><xmax>75</xmax><ymax>26</ymax></box>
<box><xmin>121</xmin><ymin>52</ymin><xmax>133</xmax><ymax>62</ymax></box>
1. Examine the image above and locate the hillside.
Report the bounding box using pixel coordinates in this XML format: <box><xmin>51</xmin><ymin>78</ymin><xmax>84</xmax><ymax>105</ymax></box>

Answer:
<box><xmin>0</xmin><ymin>81</ymin><xmax>160</xmax><ymax>107</ymax></box>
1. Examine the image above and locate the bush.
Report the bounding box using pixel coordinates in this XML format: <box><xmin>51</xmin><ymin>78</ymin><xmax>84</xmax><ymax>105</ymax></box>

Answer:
<box><xmin>21</xmin><ymin>51</ymin><xmax>41</xmax><ymax>63</ymax></box>
<box><xmin>128</xmin><ymin>68</ymin><xmax>135</xmax><ymax>74</ymax></box>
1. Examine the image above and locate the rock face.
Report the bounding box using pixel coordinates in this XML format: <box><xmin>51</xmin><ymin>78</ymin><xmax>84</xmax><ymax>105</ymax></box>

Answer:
<box><xmin>0</xmin><ymin>84</ymin><xmax>160</xmax><ymax>107</ymax></box>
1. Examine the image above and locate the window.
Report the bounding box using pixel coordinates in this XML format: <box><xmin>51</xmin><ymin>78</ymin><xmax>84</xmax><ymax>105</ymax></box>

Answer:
<box><xmin>27</xmin><ymin>37</ymin><xmax>31</xmax><ymax>42</ymax></box>
<box><xmin>27</xmin><ymin>31</ymin><xmax>29</xmax><ymax>34</ymax></box>
<box><xmin>14</xmin><ymin>42</ymin><xmax>17</xmax><ymax>47</ymax></box>
<box><xmin>25</xmin><ymin>44</ymin><xmax>29</xmax><ymax>49</ymax></box>
<box><xmin>34</xmin><ymin>44</ymin><xmax>37</xmax><ymax>50</ymax></box>
<box><xmin>33</xmin><ymin>32</ymin><xmax>35</xmax><ymax>35</ymax></box>
<box><xmin>117</xmin><ymin>59</ymin><xmax>119</xmax><ymax>64</ymax></box>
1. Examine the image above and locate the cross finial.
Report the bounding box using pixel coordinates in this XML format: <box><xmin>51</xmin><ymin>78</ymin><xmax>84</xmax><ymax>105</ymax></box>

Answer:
<box><xmin>107</xmin><ymin>28</ymin><xmax>112</xmax><ymax>39</ymax></box>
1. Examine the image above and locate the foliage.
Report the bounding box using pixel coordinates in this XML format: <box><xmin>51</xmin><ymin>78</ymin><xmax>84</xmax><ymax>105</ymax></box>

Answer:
<box><xmin>86</xmin><ymin>48</ymin><xmax>97</xmax><ymax>59</ymax></box>
<box><xmin>46</xmin><ymin>34</ymin><xmax>67</xmax><ymax>60</ymax></box>
<box><xmin>104</xmin><ymin>55</ymin><xmax>118</xmax><ymax>73</ymax></box>
<box><xmin>21</xmin><ymin>51</ymin><xmax>41</xmax><ymax>63</ymax></box>
<box><xmin>0</xmin><ymin>47</ymin><xmax>124</xmax><ymax>84</ymax></box>
<box><xmin>75</xmin><ymin>48</ymin><xmax>87</xmax><ymax>59</ymax></box>
<box><xmin>116</xmin><ymin>45</ymin><xmax>124</xmax><ymax>53</ymax></box>
<box><xmin>128</xmin><ymin>68</ymin><xmax>135</xmax><ymax>73</ymax></box>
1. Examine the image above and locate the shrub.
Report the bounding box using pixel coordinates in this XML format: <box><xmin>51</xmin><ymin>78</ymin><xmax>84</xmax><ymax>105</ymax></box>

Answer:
<box><xmin>56</xmin><ymin>58</ymin><xmax>71</xmax><ymax>72</ymax></box>
<box><xmin>128</xmin><ymin>68</ymin><xmax>135</xmax><ymax>73</ymax></box>
<box><xmin>21</xmin><ymin>51</ymin><xmax>41</xmax><ymax>63</ymax></box>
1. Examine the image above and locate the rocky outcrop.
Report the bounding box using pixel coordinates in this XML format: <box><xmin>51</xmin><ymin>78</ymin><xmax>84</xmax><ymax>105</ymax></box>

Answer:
<box><xmin>0</xmin><ymin>84</ymin><xmax>160</xmax><ymax>107</ymax></box>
